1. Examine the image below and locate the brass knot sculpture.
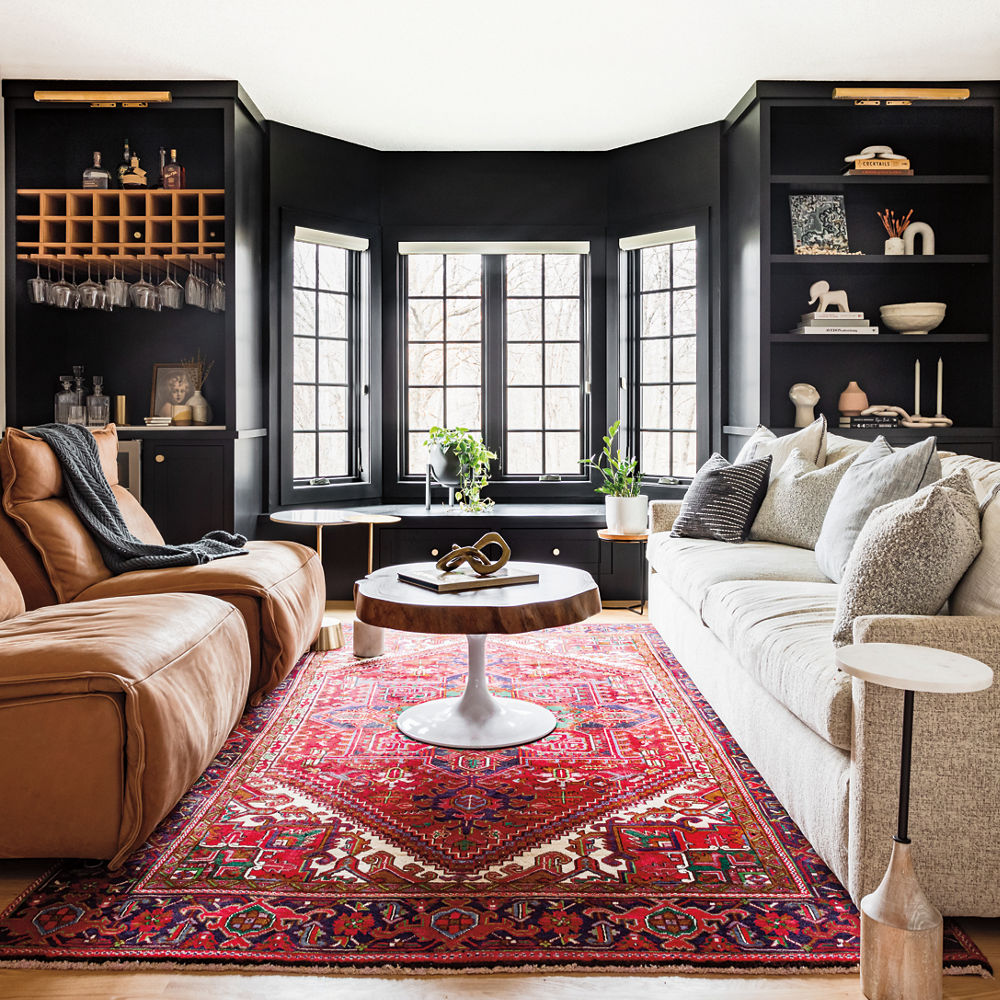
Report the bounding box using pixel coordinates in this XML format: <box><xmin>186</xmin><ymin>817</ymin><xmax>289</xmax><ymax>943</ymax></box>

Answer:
<box><xmin>435</xmin><ymin>532</ymin><xmax>511</xmax><ymax>576</ymax></box>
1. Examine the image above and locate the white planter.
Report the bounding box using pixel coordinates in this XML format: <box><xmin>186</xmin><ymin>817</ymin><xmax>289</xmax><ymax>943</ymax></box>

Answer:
<box><xmin>605</xmin><ymin>495</ymin><xmax>649</xmax><ymax>535</ymax></box>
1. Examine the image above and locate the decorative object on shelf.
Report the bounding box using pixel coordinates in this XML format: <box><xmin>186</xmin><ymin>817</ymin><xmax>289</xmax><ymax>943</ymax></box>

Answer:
<box><xmin>903</xmin><ymin>221</ymin><xmax>936</xmax><ymax>256</ymax></box>
<box><xmin>838</xmin><ymin>381</ymin><xmax>870</xmax><ymax>416</ymax></box>
<box><xmin>434</xmin><ymin>532</ymin><xmax>512</xmax><ymax>576</ymax></box>
<box><xmin>877</xmin><ymin>208</ymin><xmax>913</xmax><ymax>255</ymax></box>
<box><xmin>114</xmin><ymin>395</ymin><xmax>127</xmax><ymax>425</ymax></box>
<box><xmin>81</xmin><ymin>151</ymin><xmax>111</xmax><ymax>189</ymax></box>
<box><xmin>879</xmin><ymin>302</ymin><xmax>946</xmax><ymax>336</ymax></box>
<box><xmin>424</xmin><ymin>441</ymin><xmax>462</xmax><ymax>509</ymax></box>
<box><xmin>150</xmin><ymin>363</ymin><xmax>198</xmax><ymax>425</ymax></box>
<box><xmin>121</xmin><ymin>154</ymin><xmax>148</xmax><ymax>188</ymax></box>
<box><xmin>834</xmin><ymin>643</ymin><xmax>992</xmax><ymax>1000</ymax></box>
<box><xmin>789</xmin><ymin>194</ymin><xmax>849</xmax><ymax>254</ymax></box>
<box><xmin>423</xmin><ymin>426</ymin><xmax>497</xmax><ymax>513</ymax></box>
<box><xmin>789</xmin><ymin>383</ymin><xmax>820</xmax><ymax>427</ymax></box>
<box><xmin>180</xmin><ymin>351</ymin><xmax>215</xmax><ymax>426</ymax></box>
<box><xmin>904</xmin><ymin>359</ymin><xmax>953</xmax><ymax>427</ymax></box>
<box><xmin>116</xmin><ymin>139</ymin><xmax>133</xmax><ymax>186</ymax></box>
<box><xmin>841</xmin><ymin>405</ymin><xmax>907</xmax><ymax>429</ymax></box>
<box><xmin>807</xmin><ymin>279</ymin><xmax>851</xmax><ymax>313</ymax></box>
<box><xmin>161</xmin><ymin>148</ymin><xmax>186</xmax><ymax>189</ymax></box>
<box><xmin>86</xmin><ymin>376</ymin><xmax>110</xmax><ymax>428</ymax></box>
<box><xmin>54</xmin><ymin>375</ymin><xmax>83</xmax><ymax>425</ymax></box>
<box><xmin>844</xmin><ymin>144</ymin><xmax>913</xmax><ymax>176</ymax></box>
<box><xmin>580</xmin><ymin>420</ymin><xmax>647</xmax><ymax>534</ymax></box>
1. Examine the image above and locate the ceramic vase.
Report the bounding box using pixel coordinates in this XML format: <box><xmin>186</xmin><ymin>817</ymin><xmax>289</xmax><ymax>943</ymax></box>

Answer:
<box><xmin>885</xmin><ymin>237</ymin><xmax>905</xmax><ymax>255</ymax></box>
<box><xmin>187</xmin><ymin>390</ymin><xmax>212</xmax><ymax>426</ymax></box>
<box><xmin>605</xmin><ymin>495</ymin><xmax>648</xmax><ymax>535</ymax></box>
<box><xmin>838</xmin><ymin>380</ymin><xmax>869</xmax><ymax>416</ymax></box>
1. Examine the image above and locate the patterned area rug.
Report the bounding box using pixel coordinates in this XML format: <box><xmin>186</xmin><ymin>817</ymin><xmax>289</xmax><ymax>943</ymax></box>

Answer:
<box><xmin>0</xmin><ymin>624</ymin><xmax>989</xmax><ymax>974</ymax></box>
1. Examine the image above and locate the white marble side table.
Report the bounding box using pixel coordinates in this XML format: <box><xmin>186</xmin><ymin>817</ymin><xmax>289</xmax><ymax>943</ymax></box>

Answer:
<box><xmin>835</xmin><ymin>642</ymin><xmax>993</xmax><ymax>1000</ymax></box>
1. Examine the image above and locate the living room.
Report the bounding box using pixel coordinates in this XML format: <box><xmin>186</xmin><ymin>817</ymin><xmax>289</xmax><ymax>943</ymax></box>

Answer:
<box><xmin>0</xmin><ymin>1</ymin><xmax>998</xmax><ymax>997</ymax></box>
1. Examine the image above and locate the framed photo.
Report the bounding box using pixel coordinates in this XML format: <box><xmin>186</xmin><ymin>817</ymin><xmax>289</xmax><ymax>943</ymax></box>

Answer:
<box><xmin>150</xmin><ymin>363</ymin><xmax>198</xmax><ymax>423</ymax></box>
<box><xmin>788</xmin><ymin>194</ymin><xmax>849</xmax><ymax>254</ymax></box>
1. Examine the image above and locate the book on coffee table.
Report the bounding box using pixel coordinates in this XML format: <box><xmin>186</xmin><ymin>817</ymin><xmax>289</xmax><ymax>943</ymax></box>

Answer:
<box><xmin>398</xmin><ymin>565</ymin><xmax>540</xmax><ymax>593</ymax></box>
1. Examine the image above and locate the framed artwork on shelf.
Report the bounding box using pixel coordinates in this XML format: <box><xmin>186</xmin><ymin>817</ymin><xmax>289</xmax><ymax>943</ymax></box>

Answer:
<box><xmin>789</xmin><ymin>194</ymin><xmax>850</xmax><ymax>254</ymax></box>
<box><xmin>150</xmin><ymin>363</ymin><xmax>198</xmax><ymax>424</ymax></box>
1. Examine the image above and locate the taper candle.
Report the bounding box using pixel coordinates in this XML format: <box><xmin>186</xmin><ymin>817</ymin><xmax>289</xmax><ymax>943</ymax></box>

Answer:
<box><xmin>936</xmin><ymin>357</ymin><xmax>943</xmax><ymax>416</ymax></box>
<box><xmin>914</xmin><ymin>359</ymin><xmax>921</xmax><ymax>416</ymax></box>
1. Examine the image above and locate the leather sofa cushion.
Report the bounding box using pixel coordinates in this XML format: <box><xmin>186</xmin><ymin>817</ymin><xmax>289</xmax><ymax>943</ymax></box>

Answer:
<box><xmin>76</xmin><ymin>539</ymin><xmax>325</xmax><ymax>702</ymax></box>
<box><xmin>0</xmin><ymin>503</ymin><xmax>57</xmax><ymax>610</ymax></box>
<box><xmin>646</xmin><ymin>532</ymin><xmax>831</xmax><ymax>617</ymax></box>
<box><xmin>0</xmin><ymin>592</ymin><xmax>250</xmax><ymax>867</ymax></box>
<box><xmin>0</xmin><ymin>556</ymin><xmax>25</xmax><ymax>622</ymax></box>
<box><xmin>700</xmin><ymin>579</ymin><xmax>851</xmax><ymax>750</ymax></box>
<box><xmin>1</xmin><ymin>425</ymin><xmax>164</xmax><ymax>602</ymax></box>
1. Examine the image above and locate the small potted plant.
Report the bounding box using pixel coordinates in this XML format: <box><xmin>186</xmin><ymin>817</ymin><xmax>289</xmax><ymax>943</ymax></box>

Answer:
<box><xmin>424</xmin><ymin>427</ymin><xmax>497</xmax><ymax>513</ymax></box>
<box><xmin>580</xmin><ymin>420</ymin><xmax>647</xmax><ymax>534</ymax></box>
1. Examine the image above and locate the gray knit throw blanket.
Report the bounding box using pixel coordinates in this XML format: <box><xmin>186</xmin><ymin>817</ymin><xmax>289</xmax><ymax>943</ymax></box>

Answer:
<box><xmin>32</xmin><ymin>423</ymin><xmax>248</xmax><ymax>574</ymax></box>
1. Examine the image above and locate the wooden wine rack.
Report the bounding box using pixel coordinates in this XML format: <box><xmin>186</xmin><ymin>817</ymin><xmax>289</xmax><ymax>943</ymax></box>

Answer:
<box><xmin>15</xmin><ymin>188</ymin><xmax>225</xmax><ymax>268</ymax></box>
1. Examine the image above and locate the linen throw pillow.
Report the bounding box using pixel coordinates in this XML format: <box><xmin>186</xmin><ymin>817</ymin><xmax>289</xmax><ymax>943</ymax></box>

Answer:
<box><xmin>735</xmin><ymin>416</ymin><xmax>827</xmax><ymax>481</ymax></box>
<box><xmin>832</xmin><ymin>470</ymin><xmax>981</xmax><ymax>646</ymax></box>
<box><xmin>670</xmin><ymin>453</ymin><xmax>772</xmax><ymax>543</ymax></box>
<box><xmin>750</xmin><ymin>448</ymin><xmax>858</xmax><ymax>549</ymax></box>
<box><xmin>814</xmin><ymin>436</ymin><xmax>941</xmax><ymax>582</ymax></box>
<box><xmin>951</xmin><ymin>482</ymin><xmax>1000</xmax><ymax>616</ymax></box>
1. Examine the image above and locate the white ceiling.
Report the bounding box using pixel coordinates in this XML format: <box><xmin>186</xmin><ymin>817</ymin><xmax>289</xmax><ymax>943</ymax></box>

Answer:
<box><xmin>1</xmin><ymin>0</ymin><xmax>999</xmax><ymax>150</ymax></box>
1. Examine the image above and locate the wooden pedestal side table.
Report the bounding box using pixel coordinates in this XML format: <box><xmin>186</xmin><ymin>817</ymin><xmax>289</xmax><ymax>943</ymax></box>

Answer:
<box><xmin>835</xmin><ymin>642</ymin><xmax>993</xmax><ymax>1000</ymax></box>
<box><xmin>597</xmin><ymin>529</ymin><xmax>649</xmax><ymax>614</ymax></box>
<box><xmin>356</xmin><ymin>562</ymin><xmax>601</xmax><ymax>749</ymax></box>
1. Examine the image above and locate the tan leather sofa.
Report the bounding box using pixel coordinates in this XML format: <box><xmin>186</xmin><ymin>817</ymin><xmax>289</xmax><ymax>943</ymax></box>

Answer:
<box><xmin>0</xmin><ymin>425</ymin><xmax>325</xmax><ymax>703</ymax></box>
<box><xmin>0</xmin><ymin>553</ymin><xmax>251</xmax><ymax>868</ymax></box>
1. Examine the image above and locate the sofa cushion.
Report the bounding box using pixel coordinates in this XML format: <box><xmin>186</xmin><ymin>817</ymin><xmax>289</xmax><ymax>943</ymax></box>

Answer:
<box><xmin>814</xmin><ymin>435</ymin><xmax>941</xmax><ymax>583</ymax></box>
<box><xmin>670</xmin><ymin>453</ymin><xmax>771</xmax><ymax>543</ymax></box>
<box><xmin>735</xmin><ymin>416</ymin><xmax>827</xmax><ymax>479</ymax></box>
<box><xmin>0</xmin><ymin>556</ymin><xmax>25</xmax><ymax>622</ymax></box>
<box><xmin>647</xmin><ymin>532</ymin><xmax>832</xmax><ymax>616</ymax></box>
<box><xmin>0</xmin><ymin>425</ymin><xmax>164</xmax><ymax>602</ymax></box>
<box><xmin>750</xmin><ymin>448</ymin><xmax>857</xmax><ymax>549</ymax></box>
<box><xmin>952</xmin><ymin>482</ymin><xmax>1000</xmax><ymax>616</ymax></box>
<box><xmin>941</xmin><ymin>453</ymin><xmax>1000</xmax><ymax>502</ymax></box>
<box><xmin>700</xmin><ymin>579</ymin><xmax>851</xmax><ymax>749</ymax></box>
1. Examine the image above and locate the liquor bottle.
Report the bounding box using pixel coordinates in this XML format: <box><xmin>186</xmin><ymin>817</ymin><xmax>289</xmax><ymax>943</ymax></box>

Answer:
<box><xmin>116</xmin><ymin>139</ymin><xmax>132</xmax><ymax>186</ymax></box>
<box><xmin>54</xmin><ymin>376</ymin><xmax>76</xmax><ymax>423</ymax></box>
<box><xmin>121</xmin><ymin>155</ymin><xmax>148</xmax><ymax>188</ymax></box>
<box><xmin>158</xmin><ymin>146</ymin><xmax>167</xmax><ymax>188</ymax></box>
<box><xmin>161</xmin><ymin>148</ymin><xmax>186</xmax><ymax>189</ymax></box>
<box><xmin>82</xmin><ymin>151</ymin><xmax>112</xmax><ymax>189</ymax></box>
<box><xmin>86</xmin><ymin>376</ymin><xmax>110</xmax><ymax>427</ymax></box>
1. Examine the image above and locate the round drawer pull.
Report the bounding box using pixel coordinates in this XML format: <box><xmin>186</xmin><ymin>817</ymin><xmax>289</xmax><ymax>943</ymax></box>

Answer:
<box><xmin>155</xmin><ymin>454</ymin><xmax>165</xmax><ymax>463</ymax></box>
<box><xmin>552</xmin><ymin>547</ymin><xmax>560</xmax><ymax>556</ymax></box>
<box><xmin>431</xmin><ymin>548</ymin><xmax>439</xmax><ymax>557</ymax></box>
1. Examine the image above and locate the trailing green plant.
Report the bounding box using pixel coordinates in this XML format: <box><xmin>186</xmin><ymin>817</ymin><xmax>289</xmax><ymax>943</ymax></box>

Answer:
<box><xmin>579</xmin><ymin>420</ymin><xmax>640</xmax><ymax>497</ymax></box>
<box><xmin>424</xmin><ymin>426</ymin><xmax>497</xmax><ymax>512</ymax></box>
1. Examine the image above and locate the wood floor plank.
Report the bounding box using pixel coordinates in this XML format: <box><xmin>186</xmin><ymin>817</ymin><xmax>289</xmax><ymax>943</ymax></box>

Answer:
<box><xmin>1</xmin><ymin>607</ymin><xmax>995</xmax><ymax>997</ymax></box>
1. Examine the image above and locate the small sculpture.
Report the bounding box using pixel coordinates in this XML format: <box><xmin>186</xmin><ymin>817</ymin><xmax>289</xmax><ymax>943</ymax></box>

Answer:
<box><xmin>903</xmin><ymin>221</ymin><xmax>935</xmax><ymax>256</ymax></box>
<box><xmin>436</xmin><ymin>532</ymin><xmax>511</xmax><ymax>576</ymax></box>
<box><xmin>808</xmin><ymin>280</ymin><xmax>850</xmax><ymax>313</ymax></box>
<box><xmin>788</xmin><ymin>383</ymin><xmax>820</xmax><ymax>428</ymax></box>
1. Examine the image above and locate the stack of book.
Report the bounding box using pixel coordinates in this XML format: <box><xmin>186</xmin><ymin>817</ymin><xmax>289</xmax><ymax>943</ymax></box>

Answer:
<box><xmin>839</xmin><ymin>414</ymin><xmax>901</xmax><ymax>429</ymax></box>
<box><xmin>791</xmin><ymin>312</ymin><xmax>878</xmax><ymax>336</ymax></box>
<box><xmin>844</xmin><ymin>156</ymin><xmax>913</xmax><ymax>176</ymax></box>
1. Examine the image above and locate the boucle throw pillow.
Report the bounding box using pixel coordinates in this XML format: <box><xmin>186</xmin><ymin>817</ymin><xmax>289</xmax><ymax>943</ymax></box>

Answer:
<box><xmin>750</xmin><ymin>448</ymin><xmax>858</xmax><ymax>549</ymax></box>
<box><xmin>951</xmin><ymin>482</ymin><xmax>1000</xmax><ymax>616</ymax></box>
<box><xmin>735</xmin><ymin>416</ymin><xmax>827</xmax><ymax>481</ymax></box>
<box><xmin>670</xmin><ymin>453</ymin><xmax>772</xmax><ymax>543</ymax></box>
<box><xmin>832</xmin><ymin>470</ymin><xmax>981</xmax><ymax>647</ymax></box>
<box><xmin>814</xmin><ymin>436</ymin><xmax>941</xmax><ymax>583</ymax></box>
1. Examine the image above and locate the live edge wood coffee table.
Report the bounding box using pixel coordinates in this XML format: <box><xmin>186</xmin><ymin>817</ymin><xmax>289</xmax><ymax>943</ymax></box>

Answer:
<box><xmin>355</xmin><ymin>562</ymin><xmax>601</xmax><ymax>750</ymax></box>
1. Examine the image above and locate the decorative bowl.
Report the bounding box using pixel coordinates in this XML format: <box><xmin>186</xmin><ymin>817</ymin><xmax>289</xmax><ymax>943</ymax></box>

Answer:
<box><xmin>879</xmin><ymin>302</ymin><xmax>946</xmax><ymax>336</ymax></box>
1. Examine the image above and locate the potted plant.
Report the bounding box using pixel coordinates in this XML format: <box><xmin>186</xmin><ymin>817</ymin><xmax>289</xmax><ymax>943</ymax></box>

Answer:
<box><xmin>424</xmin><ymin>426</ymin><xmax>497</xmax><ymax>513</ymax></box>
<box><xmin>580</xmin><ymin>420</ymin><xmax>648</xmax><ymax>534</ymax></box>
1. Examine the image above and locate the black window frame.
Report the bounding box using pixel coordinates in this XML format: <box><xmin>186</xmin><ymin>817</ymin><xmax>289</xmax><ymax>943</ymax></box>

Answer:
<box><xmin>278</xmin><ymin>209</ymin><xmax>381</xmax><ymax>506</ymax></box>
<box><xmin>382</xmin><ymin>226</ymin><xmax>607</xmax><ymax>502</ymax></box>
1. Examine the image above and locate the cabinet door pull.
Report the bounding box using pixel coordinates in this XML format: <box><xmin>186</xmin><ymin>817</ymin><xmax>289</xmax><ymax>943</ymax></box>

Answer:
<box><xmin>155</xmin><ymin>454</ymin><xmax>165</xmax><ymax>463</ymax></box>
<box><xmin>431</xmin><ymin>548</ymin><xmax>439</xmax><ymax>557</ymax></box>
<box><xmin>552</xmin><ymin>547</ymin><xmax>560</xmax><ymax>556</ymax></box>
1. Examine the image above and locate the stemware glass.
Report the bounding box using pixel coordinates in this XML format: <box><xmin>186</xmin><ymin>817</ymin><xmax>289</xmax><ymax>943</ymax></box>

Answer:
<box><xmin>77</xmin><ymin>261</ymin><xmax>107</xmax><ymax>310</ymax></box>
<box><xmin>158</xmin><ymin>260</ymin><xmax>184</xmax><ymax>310</ymax></box>
<box><xmin>209</xmin><ymin>258</ymin><xmax>226</xmax><ymax>313</ymax></box>
<box><xmin>129</xmin><ymin>260</ymin><xmax>161</xmax><ymax>311</ymax></box>
<box><xmin>185</xmin><ymin>260</ymin><xmax>207</xmax><ymax>308</ymax></box>
<box><xmin>49</xmin><ymin>262</ymin><xmax>78</xmax><ymax>310</ymax></box>
<box><xmin>105</xmin><ymin>261</ymin><xmax>129</xmax><ymax>308</ymax></box>
<box><xmin>27</xmin><ymin>258</ymin><xmax>49</xmax><ymax>304</ymax></box>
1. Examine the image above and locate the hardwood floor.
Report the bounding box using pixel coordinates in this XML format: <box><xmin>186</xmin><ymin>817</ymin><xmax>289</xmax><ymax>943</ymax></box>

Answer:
<box><xmin>1</xmin><ymin>604</ymin><xmax>995</xmax><ymax>998</ymax></box>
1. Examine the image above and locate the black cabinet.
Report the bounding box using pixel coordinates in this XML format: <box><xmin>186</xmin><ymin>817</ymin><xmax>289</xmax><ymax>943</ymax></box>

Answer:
<box><xmin>142</xmin><ymin>442</ymin><xmax>228</xmax><ymax>544</ymax></box>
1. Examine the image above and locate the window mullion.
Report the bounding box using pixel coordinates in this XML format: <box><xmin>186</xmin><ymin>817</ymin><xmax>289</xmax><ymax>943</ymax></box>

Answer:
<box><xmin>483</xmin><ymin>255</ymin><xmax>505</xmax><ymax>466</ymax></box>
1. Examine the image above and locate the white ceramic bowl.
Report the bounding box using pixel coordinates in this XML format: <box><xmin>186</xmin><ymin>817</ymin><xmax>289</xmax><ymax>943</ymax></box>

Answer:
<box><xmin>879</xmin><ymin>302</ymin><xmax>946</xmax><ymax>335</ymax></box>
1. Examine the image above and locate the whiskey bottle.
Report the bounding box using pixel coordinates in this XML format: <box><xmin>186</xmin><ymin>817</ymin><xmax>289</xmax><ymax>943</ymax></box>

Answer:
<box><xmin>82</xmin><ymin>151</ymin><xmax>112</xmax><ymax>188</ymax></box>
<box><xmin>161</xmin><ymin>148</ymin><xmax>186</xmax><ymax>189</ymax></box>
<box><xmin>158</xmin><ymin>146</ymin><xmax>167</xmax><ymax>188</ymax></box>
<box><xmin>116</xmin><ymin>140</ymin><xmax>132</xmax><ymax>186</ymax></box>
<box><xmin>121</xmin><ymin>155</ymin><xmax>148</xmax><ymax>188</ymax></box>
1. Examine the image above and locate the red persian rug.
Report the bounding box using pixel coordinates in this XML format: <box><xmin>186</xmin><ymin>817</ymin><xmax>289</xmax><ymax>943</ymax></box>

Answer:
<box><xmin>0</xmin><ymin>624</ymin><xmax>990</xmax><ymax>974</ymax></box>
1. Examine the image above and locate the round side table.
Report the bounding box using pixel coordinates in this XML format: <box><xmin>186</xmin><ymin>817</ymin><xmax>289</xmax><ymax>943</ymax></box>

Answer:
<box><xmin>596</xmin><ymin>529</ymin><xmax>649</xmax><ymax>614</ymax></box>
<box><xmin>835</xmin><ymin>642</ymin><xmax>993</xmax><ymax>1000</ymax></box>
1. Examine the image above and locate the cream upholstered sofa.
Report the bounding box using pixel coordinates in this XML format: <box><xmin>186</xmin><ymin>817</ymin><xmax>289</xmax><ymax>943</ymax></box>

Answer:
<box><xmin>647</xmin><ymin>446</ymin><xmax>1000</xmax><ymax>917</ymax></box>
